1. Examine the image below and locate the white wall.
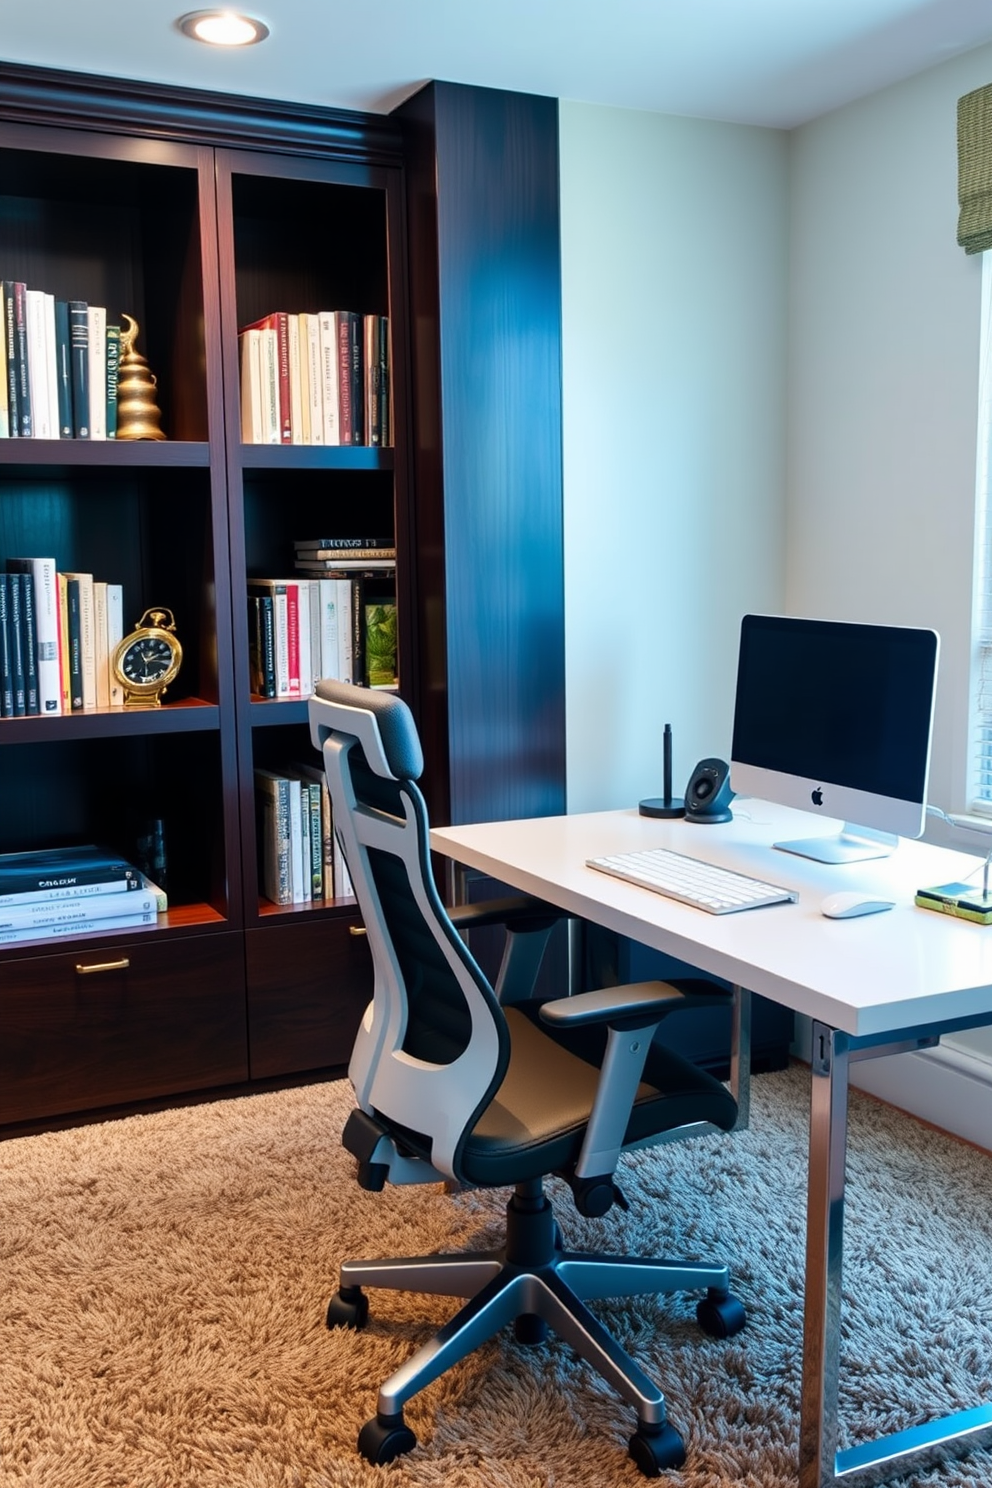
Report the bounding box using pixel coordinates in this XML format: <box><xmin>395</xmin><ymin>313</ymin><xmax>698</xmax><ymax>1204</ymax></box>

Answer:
<box><xmin>788</xmin><ymin>44</ymin><xmax>992</xmax><ymax>1138</ymax></box>
<box><xmin>788</xmin><ymin>43</ymin><xmax>992</xmax><ymax>827</ymax></box>
<box><xmin>559</xmin><ymin>102</ymin><xmax>789</xmax><ymax>813</ymax></box>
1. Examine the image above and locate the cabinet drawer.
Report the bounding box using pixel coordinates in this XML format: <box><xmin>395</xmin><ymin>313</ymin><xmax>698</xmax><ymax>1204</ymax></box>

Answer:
<box><xmin>0</xmin><ymin>931</ymin><xmax>248</xmax><ymax>1125</ymax></box>
<box><xmin>246</xmin><ymin>913</ymin><xmax>372</xmax><ymax>1079</ymax></box>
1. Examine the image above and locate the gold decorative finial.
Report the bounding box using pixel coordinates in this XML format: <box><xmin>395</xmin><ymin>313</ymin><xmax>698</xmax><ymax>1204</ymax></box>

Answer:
<box><xmin>115</xmin><ymin>314</ymin><xmax>167</xmax><ymax>441</ymax></box>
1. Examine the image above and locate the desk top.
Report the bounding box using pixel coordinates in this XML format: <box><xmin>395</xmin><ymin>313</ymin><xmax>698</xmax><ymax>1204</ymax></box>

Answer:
<box><xmin>430</xmin><ymin>801</ymin><xmax>992</xmax><ymax>1038</ymax></box>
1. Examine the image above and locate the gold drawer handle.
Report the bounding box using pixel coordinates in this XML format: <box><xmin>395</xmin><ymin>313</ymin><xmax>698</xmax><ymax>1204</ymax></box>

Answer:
<box><xmin>348</xmin><ymin>925</ymin><xmax>367</xmax><ymax>937</ymax></box>
<box><xmin>76</xmin><ymin>958</ymin><xmax>131</xmax><ymax>975</ymax></box>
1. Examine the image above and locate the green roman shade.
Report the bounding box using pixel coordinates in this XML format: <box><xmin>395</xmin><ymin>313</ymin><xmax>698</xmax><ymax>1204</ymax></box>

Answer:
<box><xmin>958</xmin><ymin>84</ymin><xmax>992</xmax><ymax>253</ymax></box>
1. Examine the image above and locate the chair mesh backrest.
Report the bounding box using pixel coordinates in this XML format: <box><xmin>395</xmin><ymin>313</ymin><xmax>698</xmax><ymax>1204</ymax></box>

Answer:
<box><xmin>349</xmin><ymin>750</ymin><xmax>481</xmax><ymax>1065</ymax></box>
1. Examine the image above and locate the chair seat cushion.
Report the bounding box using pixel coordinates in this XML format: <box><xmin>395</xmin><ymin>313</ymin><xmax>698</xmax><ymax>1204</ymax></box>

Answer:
<box><xmin>459</xmin><ymin>1002</ymin><xmax>737</xmax><ymax>1187</ymax></box>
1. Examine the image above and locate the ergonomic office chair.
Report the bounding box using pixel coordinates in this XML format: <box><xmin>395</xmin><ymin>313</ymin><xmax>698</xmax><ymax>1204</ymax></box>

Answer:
<box><xmin>308</xmin><ymin>679</ymin><xmax>746</xmax><ymax>1476</ymax></box>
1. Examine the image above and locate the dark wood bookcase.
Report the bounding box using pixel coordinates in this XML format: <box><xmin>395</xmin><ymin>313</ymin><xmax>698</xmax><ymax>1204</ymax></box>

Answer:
<box><xmin>0</xmin><ymin>65</ymin><xmax>567</xmax><ymax>1129</ymax></box>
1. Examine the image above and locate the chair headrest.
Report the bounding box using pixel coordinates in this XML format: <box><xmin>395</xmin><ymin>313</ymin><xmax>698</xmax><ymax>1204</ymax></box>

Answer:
<box><xmin>312</xmin><ymin>679</ymin><xmax>424</xmax><ymax>781</ymax></box>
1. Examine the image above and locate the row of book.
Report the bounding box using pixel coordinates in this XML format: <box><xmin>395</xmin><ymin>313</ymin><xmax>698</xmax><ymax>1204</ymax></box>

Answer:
<box><xmin>0</xmin><ymin>557</ymin><xmax>124</xmax><ymax>719</ymax></box>
<box><xmin>254</xmin><ymin>765</ymin><xmax>352</xmax><ymax>907</ymax></box>
<box><xmin>1</xmin><ymin>281</ymin><xmax>122</xmax><ymax>440</ymax></box>
<box><xmin>0</xmin><ymin>843</ymin><xmax>167</xmax><ymax>946</ymax></box>
<box><xmin>239</xmin><ymin>309</ymin><xmax>390</xmax><ymax>447</ymax></box>
<box><xmin>249</xmin><ymin>538</ymin><xmax>398</xmax><ymax>699</ymax></box>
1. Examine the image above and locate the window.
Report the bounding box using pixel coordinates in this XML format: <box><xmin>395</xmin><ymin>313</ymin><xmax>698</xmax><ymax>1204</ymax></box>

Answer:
<box><xmin>970</xmin><ymin>253</ymin><xmax>992</xmax><ymax>815</ymax></box>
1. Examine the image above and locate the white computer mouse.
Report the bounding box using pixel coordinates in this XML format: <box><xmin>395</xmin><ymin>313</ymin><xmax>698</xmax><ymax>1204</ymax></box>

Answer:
<box><xmin>820</xmin><ymin>891</ymin><xmax>895</xmax><ymax>919</ymax></box>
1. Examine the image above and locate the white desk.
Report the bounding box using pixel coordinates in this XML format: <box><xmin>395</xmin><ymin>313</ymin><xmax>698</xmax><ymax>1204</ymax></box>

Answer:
<box><xmin>430</xmin><ymin>800</ymin><xmax>992</xmax><ymax>1488</ymax></box>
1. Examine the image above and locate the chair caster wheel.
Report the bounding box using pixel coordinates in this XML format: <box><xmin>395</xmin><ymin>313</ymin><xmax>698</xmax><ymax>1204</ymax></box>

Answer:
<box><xmin>628</xmin><ymin>1421</ymin><xmax>686</xmax><ymax>1476</ymax></box>
<box><xmin>326</xmin><ymin>1285</ymin><xmax>369</xmax><ymax>1330</ymax></box>
<box><xmin>696</xmin><ymin>1288</ymin><xmax>746</xmax><ymax>1339</ymax></box>
<box><xmin>358</xmin><ymin>1411</ymin><xmax>417</xmax><ymax>1465</ymax></box>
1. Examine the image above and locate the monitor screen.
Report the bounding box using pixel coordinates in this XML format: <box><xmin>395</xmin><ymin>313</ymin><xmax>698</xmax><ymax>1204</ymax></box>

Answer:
<box><xmin>730</xmin><ymin>614</ymin><xmax>940</xmax><ymax>862</ymax></box>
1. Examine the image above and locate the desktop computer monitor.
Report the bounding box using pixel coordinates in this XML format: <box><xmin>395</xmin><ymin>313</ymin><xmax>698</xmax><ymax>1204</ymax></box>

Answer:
<box><xmin>730</xmin><ymin>614</ymin><xmax>940</xmax><ymax>863</ymax></box>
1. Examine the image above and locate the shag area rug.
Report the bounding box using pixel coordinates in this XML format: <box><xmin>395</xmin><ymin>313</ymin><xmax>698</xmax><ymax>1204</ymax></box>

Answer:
<box><xmin>0</xmin><ymin>1062</ymin><xmax>991</xmax><ymax>1488</ymax></box>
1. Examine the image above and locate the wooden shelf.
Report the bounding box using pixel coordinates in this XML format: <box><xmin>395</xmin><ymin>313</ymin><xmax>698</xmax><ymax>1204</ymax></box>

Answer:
<box><xmin>239</xmin><ymin>444</ymin><xmax>393</xmax><ymax>471</ymax></box>
<box><xmin>0</xmin><ymin>441</ymin><xmax>212</xmax><ymax>470</ymax></box>
<box><xmin>0</xmin><ymin>700</ymin><xmax>221</xmax><ymax>742</ymax></box>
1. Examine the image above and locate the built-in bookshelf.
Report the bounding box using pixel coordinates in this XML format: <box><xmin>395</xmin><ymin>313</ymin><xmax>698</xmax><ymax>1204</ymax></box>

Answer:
<box><xmin>0</xmin><ymin>65</ymin><xmax>568</xmax><ymax>1129</ymax></box>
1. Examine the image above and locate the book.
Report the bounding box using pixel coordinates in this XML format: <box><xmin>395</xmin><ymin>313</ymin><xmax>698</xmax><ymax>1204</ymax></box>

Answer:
<box><xmin>242</xmin><ymin>312</ymin><xmax>291</xmax><ymax>442</ymax></box>
<box><xmin>54</xmin><ymin>299</ymin><xmax>73</xmax><ymax>438</ymax></box>
<box><xmin>106</xmin><ymin>582</ymin><xmax>124</xmax><ymax>707</ymax></box>
<box><xmin>65</xmin><ymin>575</ymin><xmax>83</xmax><ymax>710</ymax></box>
<box><xmin>68</xmin><ymin>300</ymin><xmax>90</xmax><ymax>438</ymax></box>
<box><xmin>287</xmin><ymin>312</ymin><xmax>303</xmax><ymax>444</ymax></box>
<box><xmin>2</xmin><ymin>281</ymin><xmax>19</xmax><ymax>438</ymax></box>
<box><xmin>8</xmin><ymin>557</ymin><xmax>61</xmax><ymax>715</ymax></box>
<box><xmin>0</xmin><ymin>888</ymin><xmax>159</xmax><ymax>932</ymax></box>
<box><xmin>317</xmin><ymin>310</ymin><xmax>341</xmax><ymax>445</ymax></box>
<box><xmin>140</xmin><ymin>875</ymin><xmax>169</xmax><ymax>912</ymax></box>
<box><xmin>254</xmin><ymin>769</ymin><xmax>292</xmax><ymax>906</ymax></box>
<box><xmin>364</xmin><ymin>597</ymin><xmax>398</xmax><ymax>688</ymax></box>
<box><xmin>295</xmin><ymin>577</ymin><xmax>312</xmax><ymax>698</ymax></box>
<box><xmin>43</xmin><ymin>292</ymin><xmax>59</xmax><ymax>438</ymax></box>
<box><xmin>17</xmin><ymin>569</ymin><xmax>40</xmax><ymax>715</ymax></box>
<box><xmin>294</xmin><ymin>536</ymin><xmax>393</xmax><ymax>554</ymax></box>
<box><xmin>63</xmin><ymin>572</ymin><xmax>96</xmax><ymax>709</ymax></box>
<box><xmin>247</xmin><ymin>592</ymin><xmax>276</xmax><ymax>698</ymax></box>
<box><xmin>287</xmin><ymin>777</ymin><xmax>306</xmax><ymax>903</ymax></box>
<box><xmin>364</xmin><ymin>313</ymin><xmax>390</xmax><ymax>446</ymax></box>
<box><xmin>295</xmin><ymin>546</ymin><xmax>395</xmax><ymax>561</ymax></box>
<box><xmin>337</xmin><ymin>309</ymin><xmax>364</xmax><ymax>444</ymax></box>
<box><xmin>248</xmin><ymin>580</ymin><xmax>290</xmax><ymax>697</ymax></box>
<box><xmin>0</xmin><ymin>283</ymin><xmax>7</xmax><ymax>438</ymax></box>
<box><xmin>915</xmin><ymin>881</ymin><xmax>992</xmax><ymax>924</ymax></box>
<box><xmin>239</xmin><ymin>327</ymin><xmax>264</xmax><ymax>443</ymax></box>
<box><xmin>260</xmin><ymin>325</ymin><xmax>280</xmax><ymax>443</ymax></box>
<box><xmin>11</xmin><ymin>281</ymin><xmax>31</xmax><ymax>437</ymax></box>
<box><xmin>295</xmin><ymin>558</ymin><xmax>397</xmax><ymax>573</ymax></box>
<box><xmin>24</xmin><ymin>288</ymin><xmax>53</xmax><ymax>440</ymax></box>
<box><xmin>7</xmin><ymin>570</ymin><xmax>26</xmax><ymax>716</ymax></box>
<box><xmin>0</xmin><ymin>573</ymin><xmax>13</xmax><ymax>717</ymax></box>
<box><xmin>57</xmin><ymin>570</ymin><xmax>71</xmax><ymax>712</ymax></box>
<box><xmin>285</xmin><ymin>770</ymin><xmax>323</xmax><ymax>899</ymax></box>
<box><xmin>0</xmin><ymin>910</ymin><xmax>158</xmax><ymax>946</ymax></box>
<box><xmin>105</xmin><ymin>321</ymin><xmax>121</xmax><ymax>439</ymax></box>
<box><xmin>93</xmin><ymin>580</ymin><xmax>110</xmax><ymax>709</ymax></box>
<box><xmin>87</xmin><ymin>304</ymin><xmax>107</xmax><ymax>440</ymax></box>
<box><xmin>291</xmin><ymin>761</ymin><xmax>333</xmax><ymax>898</ymax></box>
<box><xmin>0</xmin><ymin>844</ymin><xmax>142</xmax><ymax>904</ymax></box>
<box><xmin>301</xmin><ymin>312</ymin><xmax>323</xmax><ymax>445</ymax></box>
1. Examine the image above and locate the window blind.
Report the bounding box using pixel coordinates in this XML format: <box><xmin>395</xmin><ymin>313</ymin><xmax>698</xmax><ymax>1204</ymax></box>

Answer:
<box><xmin>959</xmin><ymin>84</ymin><xmax>992</xmax><ymax>255</ymax></box>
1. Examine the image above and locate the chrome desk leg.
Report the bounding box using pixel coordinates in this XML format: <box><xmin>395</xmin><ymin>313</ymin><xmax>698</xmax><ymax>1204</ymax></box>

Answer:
<box><xmin>729</xmin><ymin>984</ymin><xmax>752</xmax><ymax>1131</ymax></box>
<box><xmin>799</xmin><ymin>1022</ymin><xmax>849</xmax><ymax>1488</ymax></box>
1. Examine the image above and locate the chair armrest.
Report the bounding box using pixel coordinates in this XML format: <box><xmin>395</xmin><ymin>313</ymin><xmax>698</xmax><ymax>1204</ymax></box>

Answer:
<box><xmin>448</xmin><ymin>894</ymin><xmax>564</xmax><ymax>933</ymax></box>
<box><xmin>540</xmin><ymin>979</ymin><xmax>731</xmax><ymax>1031</ymax></box>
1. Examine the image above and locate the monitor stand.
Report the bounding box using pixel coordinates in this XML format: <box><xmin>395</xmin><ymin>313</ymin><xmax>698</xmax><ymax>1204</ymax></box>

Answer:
<box><xmin>773</xmin><ymin>824</ymin><xmax>898</xmax><ymax>864</ymax></box>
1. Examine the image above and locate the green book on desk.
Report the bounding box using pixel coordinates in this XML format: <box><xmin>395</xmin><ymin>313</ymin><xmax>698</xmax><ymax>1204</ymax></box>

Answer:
<box><xmin>915</xmin><ymin>881</ymin><xmax>992</xmax><ymax>924</ymax></box>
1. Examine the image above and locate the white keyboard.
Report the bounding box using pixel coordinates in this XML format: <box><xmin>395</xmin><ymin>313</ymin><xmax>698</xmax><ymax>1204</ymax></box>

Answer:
<box><xmin>586</xmin><ymin>847</ymin><xmax>798</xmax><ymax>914</ymax></box>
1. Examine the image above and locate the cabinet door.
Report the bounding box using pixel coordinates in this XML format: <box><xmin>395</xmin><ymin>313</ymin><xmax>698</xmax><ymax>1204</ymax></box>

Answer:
<box><xmin>0</xmin><ymin>930</ymin><xmax>248</xmax><ymax>1124</ymax></box>
<box><xmin>246</xmin><ymin>913</ymin><xmax>371</xmax><ymax>1078</ymax></box>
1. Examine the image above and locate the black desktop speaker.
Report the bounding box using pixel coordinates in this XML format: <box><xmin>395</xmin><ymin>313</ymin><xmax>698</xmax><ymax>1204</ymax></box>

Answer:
<box><xmin>684</xmin><ymin>758</ymin><xmax>735</xmax><ymax>824</ymax></box>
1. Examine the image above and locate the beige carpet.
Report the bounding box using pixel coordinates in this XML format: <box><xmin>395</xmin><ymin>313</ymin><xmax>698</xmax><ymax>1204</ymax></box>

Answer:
<box><xmin>1</xmin><ymin>1063</ymin><xmax>991</xmax><ymax>1487</ymax></box>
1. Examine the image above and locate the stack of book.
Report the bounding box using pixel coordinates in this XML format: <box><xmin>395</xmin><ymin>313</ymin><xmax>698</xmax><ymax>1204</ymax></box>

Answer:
<box><xmin>0</xmin><ymin>557</ymin><xmax>125</xmax><ymax>719</ymax></box>
<box><xmin>0</xmin><ymin>844</ymin><xmax>164</xmax><ymax>947</ymax></box>
<box><xmin>1</xmin><ymin>281</ymin><xmax>121</xmax><ymax>441</ymax></box>
<box><xmin>254</xmin><ymin>764</ymin><xmax>352</xmax><ymax>907</ymax></box>
<box><xmin>248</xmin><ymin>536</ymin><xmax>397</xmax><ymax>698</ymax></box>
<box><xmin>238</xmin><ymin>309</ymin><xmax>389</xmax><ymax>447</ymax></box>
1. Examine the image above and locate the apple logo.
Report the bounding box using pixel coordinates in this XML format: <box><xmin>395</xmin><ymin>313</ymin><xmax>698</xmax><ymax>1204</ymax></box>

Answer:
<box><xmin>811</xmin><ymin>787</ymin><xmax>824</xmax><ymax>806</ymax></box>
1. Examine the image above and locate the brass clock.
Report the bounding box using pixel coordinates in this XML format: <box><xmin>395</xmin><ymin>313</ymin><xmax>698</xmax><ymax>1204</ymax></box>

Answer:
<box><xmin>112</xmin><ymin>607</ymin><xmax>183</xmax><ymax>709</ymax></box>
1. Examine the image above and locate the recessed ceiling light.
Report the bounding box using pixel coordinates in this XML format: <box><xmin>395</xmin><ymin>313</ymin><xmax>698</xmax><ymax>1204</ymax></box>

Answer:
<box><xmin>177</xmin><ymin>11</ymin><xmax>270</xmax><ymax>46</ymax></box>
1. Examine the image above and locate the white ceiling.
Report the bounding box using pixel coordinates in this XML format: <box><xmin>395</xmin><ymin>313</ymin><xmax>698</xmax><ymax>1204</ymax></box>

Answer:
<box><xmin>3</xmin><ymin>0</ymin><xmax>992</xmax><ymax>129</ymax></box>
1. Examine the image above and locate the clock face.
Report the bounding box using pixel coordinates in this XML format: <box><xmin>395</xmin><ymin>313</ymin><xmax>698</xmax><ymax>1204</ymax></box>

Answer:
<box><xmin>120</xmin><ymin>634</ymin><xmax>176</xmax><ymax>686</ymax></box>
